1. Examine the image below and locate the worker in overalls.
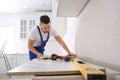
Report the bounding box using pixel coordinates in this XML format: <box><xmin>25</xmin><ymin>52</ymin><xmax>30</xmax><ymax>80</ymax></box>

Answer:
<box><xmin>28</xmin><ymin>15</ymin><xmax>75</xmax><ymax>60</ymax></box>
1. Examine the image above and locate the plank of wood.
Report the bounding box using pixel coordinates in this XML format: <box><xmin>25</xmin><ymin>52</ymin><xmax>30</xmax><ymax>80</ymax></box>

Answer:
<box><xmin>72</xmin><ymin>58</ymin><xmax>106</xmax><ymax>80</ymax></box>
<box><xmin>7</xmin><ymin>59</ymin><xmax>80</xmax><ymax>76</ymax></box>
<box><xmin>32</xmin><ymin>75</ymin><xmax>84</xmax><ymax>80</ymax></box>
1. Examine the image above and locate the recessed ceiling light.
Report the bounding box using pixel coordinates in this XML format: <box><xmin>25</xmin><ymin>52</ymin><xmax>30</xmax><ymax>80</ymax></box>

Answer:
<box><xmin>24</xmin><ymin>5</ymin><xmax>28</xmax><ymax>8</ymax></box>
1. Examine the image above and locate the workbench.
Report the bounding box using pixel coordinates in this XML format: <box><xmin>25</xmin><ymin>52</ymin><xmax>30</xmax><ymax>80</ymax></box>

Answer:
<box><xmin>7</xmin><ymin>59</ymin><xmax>84</xmax><ymax>80</ymax></box>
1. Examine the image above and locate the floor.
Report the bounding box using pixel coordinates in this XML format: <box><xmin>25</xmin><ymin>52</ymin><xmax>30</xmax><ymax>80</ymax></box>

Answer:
<box><xmin>0</xmin><ymin>74</ymin><xmax>120</xmax><ymax>80</ymax></box>
<box><xmin>0</xmin><ymin>74</ymin><xmax>33</xmax><ymax>80</ymax></box>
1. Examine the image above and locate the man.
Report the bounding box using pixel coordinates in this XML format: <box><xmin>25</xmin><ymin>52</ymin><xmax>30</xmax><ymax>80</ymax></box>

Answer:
<box><xmin>28</xmin><ymin>15</ymin><xmax>75</xmax><ymax>60</ymax></box>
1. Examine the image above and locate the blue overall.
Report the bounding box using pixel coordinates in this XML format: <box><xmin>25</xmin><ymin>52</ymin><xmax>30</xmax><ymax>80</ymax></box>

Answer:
<box><xmin>29</xmin><ymin>26</ymin><xmax>49</xmax><ymax>60</ymax></box>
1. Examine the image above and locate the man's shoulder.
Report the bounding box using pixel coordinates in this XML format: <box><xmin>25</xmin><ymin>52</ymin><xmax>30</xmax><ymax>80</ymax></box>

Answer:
<box><xmin>50</xmin><ymin>28</ymin><xmax>58</xmax><ymax>37</ymax></box>
<box><xmin>50</xmin><ymin>27</ymin><xmax>55</xmax><ymax>32</ymax></box>
<box><xmin>50</xmin><ymin>28</ymin><xmax>54</xmax><ymax>33</ymax></box>
<box><xmin>30</xmin><ymin>25</ymin><xmax>38</xmax><ymax>31</ymax></box>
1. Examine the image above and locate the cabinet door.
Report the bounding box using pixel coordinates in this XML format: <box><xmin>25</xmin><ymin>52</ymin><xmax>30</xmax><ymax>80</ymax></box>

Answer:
<box><xmin>0</xmin><ymin>58</ymin><xmax>6</xmax><ymax>74</ymax></box>
<box><xmin>16</xmin><ymin>54</ymin><xmax>29</xmax><ymax>66</ymax></box>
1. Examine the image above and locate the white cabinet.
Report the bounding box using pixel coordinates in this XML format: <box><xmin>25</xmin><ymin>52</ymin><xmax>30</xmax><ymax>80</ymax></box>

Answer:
<box><xmin>0</xmin><ymin>58</ymin><xmax>6</xmax><ymax>74</ymax></box>
<box><xmin>16</xmin><ymin>54</ymin><xmax>29</xmax><ymax>66</ymax></box>
<box><xmin>57</xmin><ymin>0</ymin><xmax>90</xmax><ymax>17</ymax></box>
<box><xmin>0</xmin><ymin>54</ymin><xmax>29</xmax><ymax>74</ymax></box>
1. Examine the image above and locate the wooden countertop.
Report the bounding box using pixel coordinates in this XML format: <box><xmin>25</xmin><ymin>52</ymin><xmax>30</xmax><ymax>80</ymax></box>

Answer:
<box><xmin>7</xmin><ymin>59</ymin><xmax>80</xmax><ymax>76</ymax></box>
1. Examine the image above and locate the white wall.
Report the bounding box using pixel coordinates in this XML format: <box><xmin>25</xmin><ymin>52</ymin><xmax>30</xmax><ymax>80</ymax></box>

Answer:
<box><xmin>0</xmin><ymin>14</ymin><xmax>19</xmax><ymax>53</ymax></box>
<box><xmin>62</xmin><ymin>18</ymin><xmax>77</xmax><ymax>54</ymax></box>
<box><xmin>0</xmin><ymin>27</ymin><xmax>15</xmax><ymax>53</ymax></box>
<box><xmin>75</xmin><ymin>0</ymin><xmax>120</xmax><ymax>65</ymax></box>
<box><xmin>44</xmin><ymin>0</ymin><xmax>67</xmax><ymax>55</ymax></box>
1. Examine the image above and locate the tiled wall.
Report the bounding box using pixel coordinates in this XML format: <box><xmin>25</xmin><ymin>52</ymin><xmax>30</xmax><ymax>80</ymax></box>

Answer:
<box><xmin>75</xmin><ymin>0</ymin><xmax>120</xmax><ymax>65</ymax></box>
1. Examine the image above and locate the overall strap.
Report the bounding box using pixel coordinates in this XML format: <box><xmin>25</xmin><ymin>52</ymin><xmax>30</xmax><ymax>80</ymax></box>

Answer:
<box><xmin>37</xmin><ymin>26</ymin><xmax>43</xmax><ymax>41</ymax></box>
<box><xmin>37</xmin><ymin>25</ymin><xmax>49</xmax><ymax>42</ymax></box>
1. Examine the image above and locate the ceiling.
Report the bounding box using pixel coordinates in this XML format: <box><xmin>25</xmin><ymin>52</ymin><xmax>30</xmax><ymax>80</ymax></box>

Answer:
<box><xmin>57</xmin><ymin>0</ymin><xmax>90</xmax><ymax>17</ymax></box>
<box><xmin>0</xmin><ymin>0</ymin><xmax>52</xmax><ymax>14</ymax></box>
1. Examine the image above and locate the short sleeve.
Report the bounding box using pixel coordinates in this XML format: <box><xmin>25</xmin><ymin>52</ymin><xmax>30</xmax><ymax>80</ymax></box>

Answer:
<box><xmin>28</xmin><ymin>28</ymin><xmax>36</xmax><ymax>40</ymax></box>
<box><xmin>51</xmin><ymin>28</ymin><xmax>59</xmax><ymax>37</ymax></box>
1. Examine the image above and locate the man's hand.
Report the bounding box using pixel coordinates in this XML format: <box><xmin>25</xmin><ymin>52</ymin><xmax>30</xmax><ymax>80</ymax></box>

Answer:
<box><xmin>67</xmin><ymin>52</ymin><xmax>76</xmax><ymax>57</ymax></box>
<box><xmin>37</xmin><ymin>53</ymin><xmax>43</xmax><ymax>59</ymax></box>
<box><xmin>28</xmin><ymin>39</ymin><xmax>43</xmax><ymax>58</ymax></box>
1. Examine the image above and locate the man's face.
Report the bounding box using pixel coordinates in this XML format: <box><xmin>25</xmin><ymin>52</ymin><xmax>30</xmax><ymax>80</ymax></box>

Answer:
<box><xmin>41</xmin><ymin>23</ymin><xmax>50</xmax><ymax>33</ymax></box>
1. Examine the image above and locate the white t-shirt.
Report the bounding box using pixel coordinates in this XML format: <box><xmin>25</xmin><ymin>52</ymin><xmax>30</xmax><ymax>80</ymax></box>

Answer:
<box><xmin>29</xmin><ymin>25</ymin><xmax>58</xmax><ymax>47</ymax></box>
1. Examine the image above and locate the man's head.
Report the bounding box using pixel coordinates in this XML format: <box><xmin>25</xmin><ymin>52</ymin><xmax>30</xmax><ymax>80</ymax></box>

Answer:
<box><xmin>40</xmin><ymin>15</ymin><xmax>51</xmax><ymax>33</ymax></box>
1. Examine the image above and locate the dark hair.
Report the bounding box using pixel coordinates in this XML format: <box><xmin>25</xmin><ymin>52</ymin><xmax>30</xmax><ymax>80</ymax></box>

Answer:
<box><xmin>40</xmin><ymin>15</ymin><xmax>50</xmax><ymax>24</ymax></box>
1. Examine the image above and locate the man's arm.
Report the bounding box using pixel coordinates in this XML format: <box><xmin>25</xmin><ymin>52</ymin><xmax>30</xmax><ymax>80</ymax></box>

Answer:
<box><xmin>55</xmin><ymin>35</ymin><xmax>74</xmax><ymax>55</ymax></box>
<box><xmin>28</xmin><ymin>39</ymin><xmax>43</xmax><ymax>57</ymax></box>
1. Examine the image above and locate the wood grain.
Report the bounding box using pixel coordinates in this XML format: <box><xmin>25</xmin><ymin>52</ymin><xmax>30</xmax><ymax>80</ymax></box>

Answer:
<box><xmin>72</xmin><ymin>58</ymin><xmax>106</xmax><ymax>80</ymax></box>
<box><xmin>7</xmin><ymin>59</ymin><xmax>80</xmax><ymax>76</ymax></box>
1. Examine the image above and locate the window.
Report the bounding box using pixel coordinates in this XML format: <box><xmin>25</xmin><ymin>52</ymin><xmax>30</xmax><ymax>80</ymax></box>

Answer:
<box><xmin>29</xmin><ymin>20</ymin><xmax>35</xmax><ymax>31</ymax></box>
<box><xmin>20</xmin><ymin>19</ymin><xmax>35</xmax><ymax>39</ymax></box>
<box><xmin>20</xmin><ymin>20</ymin><xmax>27</xmax><ymax>39</ymax></box>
